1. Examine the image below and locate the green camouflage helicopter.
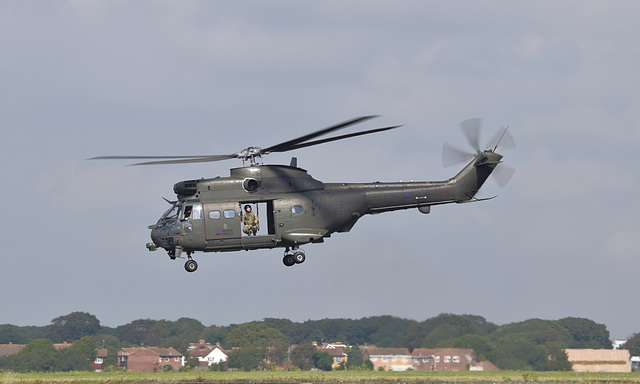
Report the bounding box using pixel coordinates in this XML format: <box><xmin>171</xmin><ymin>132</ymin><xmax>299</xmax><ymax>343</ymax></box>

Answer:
<box><xmin>91</xmin><ymin>116</ymin><xmax>514</xmax><ymax>272</ymax></box>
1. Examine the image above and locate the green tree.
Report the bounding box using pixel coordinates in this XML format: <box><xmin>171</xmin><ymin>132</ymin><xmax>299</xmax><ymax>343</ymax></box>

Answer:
<box><xmin>47</xmin><ymin>312</ymin><xmax>101</xmax><ymax>342</ymax></box>
<box><xmin>264</xmin><ymin>338</ymin><xmax>289</xmax><ymax>367</ymax></box>
<box><xmin>226</xmin><ymin>347</ymin><xmax>263</xmax><ymax>371</ymax></box>
<box><xmin>143</xmin><ymin>320</ymin><xmax>172</xmax><ymax>346</ymax></box>
<box><xmin>291</xmin><ymin>342</ymin><xmax>318</xmax><ymax>370</ymax></box>
<box><xmin>535</xmin><ymin>342</ymin><xmax>572</xmax><ymax>371</ymax></box>
<box><xmin>315</xmin><ymin>351</ymin><xmax>333</xmax><ymax>371</ymax></box>
<box><xmin>172</xmin><ymin>318</ymin><xmax>205</xmax><ymax>343</ymax></box>
<box><xmin>53</xmin><ymin>336</ymin><xmax>97</xmax><ymax>371</ymax></box>
<box><xmin>404</xmin><ymin>314</ymin><xmax>497</xmax><ymax>350</ymax></box>
<box><xmin>358</xmin><ymin>316</ymin><xmax>416</xmax><ymax>347</ymax></box>
<box><xmin>556</xmin><ymin>317</ymin><xmax>611</xmax><ymax>349</ymax></box>
<box><xmin>346</xmin><ymin>345</ymin><xmax>363</xmax><ymax>369</ymax></box>
<box><xmin>117</xmin><ymin>319</ymin><xmax>157</xmax><ymax>345</ymax></box>
<box><xmin>452</xmin><ymin>334</ymin><xmax>499</xmax><ymax>362</ymax></box>
<box><xmin>490</xmin><ymin>319</ymin><xmax>571</xmax><ymax>370</ymax></box>
<box><xmin>226</xmin><ymin>322</ymin><xmax>289</xmax><ymax>348</ymax></box>
<box><xmin>622</xmin><ymin>333</ymin><xmax>640</xmax><ymax>356</ymax></box>
<box><xmin>0</xmin><ymin>324</ymin><xmax>28</xmax><ymax>344</ymax></box>
<box><xmin>200</xmin><ymin>325</ymin><xmax>229</xmax><ymax>347</ymax></box>
<box><xmin>8</xmin><ymin>338</ymin><xmax>58</xmax><ymax>372</ymax></box>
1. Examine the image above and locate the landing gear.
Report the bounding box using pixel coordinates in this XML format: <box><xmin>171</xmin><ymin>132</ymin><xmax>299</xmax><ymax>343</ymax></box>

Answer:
<box><xmin>293</xmin><ymin>251</ymin><xmax>306</xmax><ymax>264</ymax></box>
<box><xmin>283</xmin><ymin>254</ymin><xmax>295</xmax><ymax>267</ymax></box>
<box><xmin>184</xmin><ymin>258</ymin><xmax>198</xmax><ymax>273</ymax></box>
<box><xmin>283</xmin><ymin>247</ymin><xmax>305</xmax><ymax>267</ymax></box>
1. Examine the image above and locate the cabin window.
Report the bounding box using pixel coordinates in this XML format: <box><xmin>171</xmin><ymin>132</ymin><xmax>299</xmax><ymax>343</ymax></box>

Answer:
<box><xmin>291</xmin><ymin>205</ymin><xmax>303</xmax><ymax>214</ymax></box>
<box><xmin>209</xmin><ymin>210</ymin><xmax>221</xmax><ymax>219</ymax></box>
<box><xmin>223</xmin><ymin>209</ymin><xmax>236</xmax><ymax>219</ymax></box>
<box><xmin>453</xmin><ymin>356</ymin><xmax>460</xmax><ymax>363</ymax></box>
<box><xmin>444</xmin><ymin>356</ymin><xmax>451</xmax><ymax>363</ymax></box>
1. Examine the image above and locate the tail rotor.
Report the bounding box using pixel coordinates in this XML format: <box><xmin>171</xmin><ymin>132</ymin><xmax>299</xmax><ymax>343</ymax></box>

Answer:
<box><xmin>442</xmin><ymin>118</ymin><xmax>516</xmax><ymax>188</ymax></box>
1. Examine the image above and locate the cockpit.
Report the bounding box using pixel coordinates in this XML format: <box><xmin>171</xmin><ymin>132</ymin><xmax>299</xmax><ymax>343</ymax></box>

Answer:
<box><xmin>161</xmin><ymin>202</ymin><xmax>181</xmax><ymax>221</ymax></box>
<box><xmin>159</xmin><ymin>200</ymin><xmax>203</xmax><ymax>222</ymax></box>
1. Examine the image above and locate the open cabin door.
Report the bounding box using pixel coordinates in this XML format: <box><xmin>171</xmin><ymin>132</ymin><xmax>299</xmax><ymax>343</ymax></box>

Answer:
<box><xmin>239</xmin><ymin>201</ymin><xmax>276</xmax><ymax>236</ymax></box>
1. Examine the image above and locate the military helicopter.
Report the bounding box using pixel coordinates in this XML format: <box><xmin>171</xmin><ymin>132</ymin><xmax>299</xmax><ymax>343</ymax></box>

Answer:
<box><xmin>91</xmin><ymin>116</ymin><xmax>514</xmax><ymax>272</ymax></box>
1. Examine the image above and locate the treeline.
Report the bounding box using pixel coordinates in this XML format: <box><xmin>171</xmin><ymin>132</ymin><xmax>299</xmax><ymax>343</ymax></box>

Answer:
<box><xmin>1</xmin><ymin>312</ymin><xmax>639</xmax><ymax>372</ymax></box>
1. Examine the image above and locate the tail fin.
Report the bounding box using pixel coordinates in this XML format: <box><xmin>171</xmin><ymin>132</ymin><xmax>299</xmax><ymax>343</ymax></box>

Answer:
<box><xmin>450</xmin><ymin>150</ymin><xmax>504</xmax><ymax>202</ymax></box>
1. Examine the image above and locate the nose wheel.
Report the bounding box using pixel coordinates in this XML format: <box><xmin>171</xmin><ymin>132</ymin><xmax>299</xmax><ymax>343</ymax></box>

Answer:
<box><xmin>283</xmin><ymin>248</ymin><xmax>305</xmax><ymax>267</ymax></box>
<box><xmin>185</xmin><ymin>258</ymin><xmax>198</xmax><ymax>273</ymax></box>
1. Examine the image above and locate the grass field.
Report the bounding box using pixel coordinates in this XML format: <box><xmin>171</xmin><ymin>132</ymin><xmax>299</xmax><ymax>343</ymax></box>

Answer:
<box><xmin>2</xmin><ymin>370</ymin><xmax>640</xmax><ymax>384</ymax></box>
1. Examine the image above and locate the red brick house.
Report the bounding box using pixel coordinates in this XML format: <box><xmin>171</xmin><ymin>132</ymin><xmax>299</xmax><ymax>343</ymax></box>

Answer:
<box><xmin>90</xmin><ymin>348</ymin><xmax>108</xmax><ymax>372</ymax></box>
<box><xmin>117</xmin><ymin>346</ymin><xmax>184</xmax><ymax>372</ymax></box>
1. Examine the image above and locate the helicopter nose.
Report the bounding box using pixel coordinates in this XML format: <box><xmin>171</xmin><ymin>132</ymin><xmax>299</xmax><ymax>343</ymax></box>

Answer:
<box><xmin>148</xmin><ymin>220</ymin><xmax>181</xmax><ymax>250</ymax></box>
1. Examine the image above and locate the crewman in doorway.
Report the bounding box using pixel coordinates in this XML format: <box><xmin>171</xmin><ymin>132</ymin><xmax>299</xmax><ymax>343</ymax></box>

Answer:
<box><xmin>242</xmin><ymin>204</ymin><xmax>258</xmax><ymax>236</ymax></box>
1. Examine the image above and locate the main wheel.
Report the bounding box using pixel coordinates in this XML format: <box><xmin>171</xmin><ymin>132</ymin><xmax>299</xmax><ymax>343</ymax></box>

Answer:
<box><xmin>185</xmin><ymin>259</ymin><xmax>198</xmax><ymax>273</ymax></box>
<box><xmin>293</xmin><ymin>251</ymin><xmax>306</xmax><ymax>264</ymax></box>
<box><xmin>283</xmin><ymin>254</ymin><xmax>295</xmax><ymax>267</ymax></box>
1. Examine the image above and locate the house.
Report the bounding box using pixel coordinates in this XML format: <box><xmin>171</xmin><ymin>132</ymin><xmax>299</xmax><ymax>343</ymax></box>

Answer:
<box><xmin>188</xmin><ymin>340</ymin><xmax>227</xmax><ymax>367</ymax></box>
<box><xmin>631</xmin><ymin>356</ymin><xmax>639</xmax><ymax>372</ymax></box>
<box><xmin>0</xmin><ymin>342</ymin><xmax>25</xmax><ymax>357</ymax></box>
<box><xmin>315</xmin><ymin>342</ymin><xmax>348</xmax><ymax>369</ymax></box>
<box><xmin>565</xmin><ymin>349</ymin><xmax>631</xmax><ymax>372</ymax></box>
<box><xmin>362</xmin><ymin>346</ymin><xmax>412</xmax><ymax>371</ymax></box>
<box><xmin>117</xmin><ymin>346</ymin><xmax>184</xmax><ymax>372</ymax></box>
<box><xmin>411</xmin><ymin>348</ymin><xmax>476</xmax><ymax>371</ymax></box>
<box><xmin>90</xmin><ymin>348</ymin><xmax>108</xmax><ymax>372</ymax></box>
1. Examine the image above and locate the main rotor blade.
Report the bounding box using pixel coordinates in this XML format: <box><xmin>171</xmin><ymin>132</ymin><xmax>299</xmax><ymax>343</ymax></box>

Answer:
<box><xmin>282</xmin><ymin>125</ymin><xmax>402</xmax><ymax>152</ymax></box>
<box><xmin>262</xmin><ymin>115</ymin><xmax>378</xmax><ymax>154</ymax></box>
<box><xmin>88</xmin><ymin>154</ymin><xmax>236</xmax><ymax>165</ymax></box>
<box><xmin>459</xmin><ymin>118</ymin><xmax>483</xmax><ymax>153</ymax></box>
<box><xmin>129</xmin><ymin>154</ymin><xmax>237</xmax><ymax>166</ymax></box>
<box><xmin>89</xmin><ymin>155</ymin><xmax>212</xmax><ymax>160</ymax></box>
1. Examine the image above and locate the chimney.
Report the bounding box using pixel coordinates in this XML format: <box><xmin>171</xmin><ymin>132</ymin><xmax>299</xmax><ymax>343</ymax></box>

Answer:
<box><xmin>199</xmin><ymin>339</ymin><xmax>205</xmax><ymax>345</ymax></box>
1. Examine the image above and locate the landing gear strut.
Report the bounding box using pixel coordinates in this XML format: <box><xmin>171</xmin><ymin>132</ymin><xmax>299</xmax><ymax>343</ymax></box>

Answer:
<box><xmin>283</xmin><ymin>247</ymin><xmax>305</xmax><ymax>267</ymax></box>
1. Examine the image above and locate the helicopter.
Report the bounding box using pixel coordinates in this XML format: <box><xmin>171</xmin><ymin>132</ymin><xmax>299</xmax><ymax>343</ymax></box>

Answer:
<box><xmin>91</xmin><ymin>116</ymin><xmax>514</xmax><ymax>272</ymax></box>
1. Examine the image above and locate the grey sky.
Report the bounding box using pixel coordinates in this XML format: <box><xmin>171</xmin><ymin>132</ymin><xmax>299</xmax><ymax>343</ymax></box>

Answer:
<box><xmin>1</xmin><ymin>1</ymin><xmax>638</xmax><ymax>339</ymax></box>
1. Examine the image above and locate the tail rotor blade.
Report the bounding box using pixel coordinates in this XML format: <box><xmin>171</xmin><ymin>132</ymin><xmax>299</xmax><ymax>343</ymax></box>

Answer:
<box><xmin>486</xmin><ymin>126</ymin><xmax>516</xmax><ymax>152</ymax></box>
<box><xmin>492</xmin><ymin>163</ymin><xmax>515</xmax><ymax>188</ymax></box>
<box><xmin>442</xmin><ymin>143</ymin><xmax>475</xmax><ymax>167</ymax></box>
<box><xmin>459</xmin><ymin>118</ymin><xmax>483</xmax><ymax>152</ymax></box>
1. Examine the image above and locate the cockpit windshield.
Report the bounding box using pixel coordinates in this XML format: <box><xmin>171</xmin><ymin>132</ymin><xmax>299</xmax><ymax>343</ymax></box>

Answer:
<box><xmin>160</xmin><ymin>202</ymin><xmax>181</xmax><ymax>220</ymax></box>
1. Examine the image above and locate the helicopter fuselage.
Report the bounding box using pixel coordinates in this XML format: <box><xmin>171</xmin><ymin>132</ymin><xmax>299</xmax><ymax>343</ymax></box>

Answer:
<box><xmin>147</xmin><ymin>151</ymin><xmax>501</xmax><ymax>266</ymax></box>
